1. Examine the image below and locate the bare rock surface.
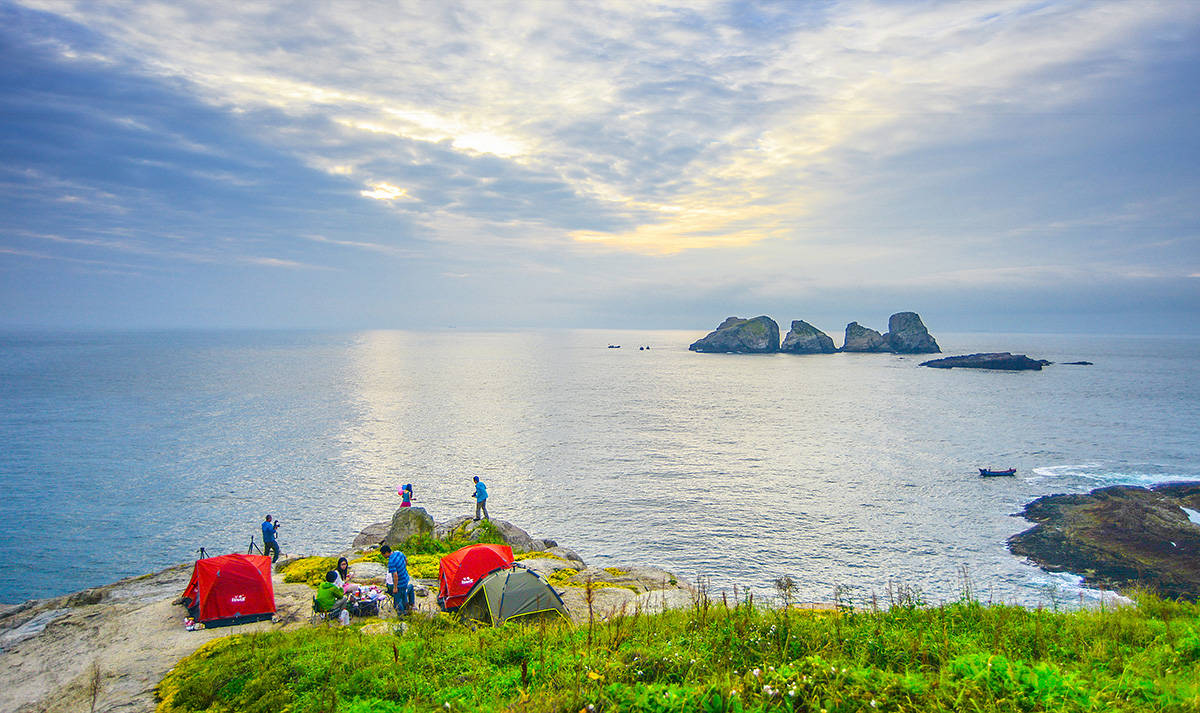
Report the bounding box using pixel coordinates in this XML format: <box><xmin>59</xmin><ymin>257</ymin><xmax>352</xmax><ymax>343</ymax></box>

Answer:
<box><xmin>883</xmin><ymin>312</ymin><xmax>940</xmax><ymax>353</ymax></box>
<box><xmin>0</xmin><ymin>564</ymin><xmax>314</xmax><ymax>713</ymax></box>
<box><xmin>351</xmin><ymin>521</ymin><xmax>390</xmax><ymax>548</ymax></box>
<box><xmin>383</xmin><ymin>506</ymin><xmax>435</xmax><ymax>546</ymax></box>
<box><xmin>841</xmin><ymin>322</ymin><xmax>888</xmax><ymax>352</ymax></box>
<box><xmin>780</xmin><ymin>320</ymin><xmax>837</xmax><ymax>354</ymax></box>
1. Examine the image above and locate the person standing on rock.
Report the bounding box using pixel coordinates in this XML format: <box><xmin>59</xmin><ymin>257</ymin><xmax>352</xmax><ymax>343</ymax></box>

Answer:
<box><xmin>399</xmin><ymin>483</ymin><xmax>413</xmax><ymax>507</ymax></box>
<box><xmin>261</xmin><ymin>515</ymin><xmax>281</xmax><ymax>563</ymax></box>
<box><xmin>381</xmin><ymin>543</ymin><xmax>414</xmax><ymax>615</ymax></box>
<box><xmin>473</xmin><ymin>476</ymin><xmax>489</xmax><ymax>521</ymax></box>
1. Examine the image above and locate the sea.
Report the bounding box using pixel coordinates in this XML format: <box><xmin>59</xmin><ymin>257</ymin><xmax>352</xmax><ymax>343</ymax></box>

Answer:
<box><xmin>1</xmin><ymin>329</ymin><xmax>1198</xmax><ymax>608</ymax></box>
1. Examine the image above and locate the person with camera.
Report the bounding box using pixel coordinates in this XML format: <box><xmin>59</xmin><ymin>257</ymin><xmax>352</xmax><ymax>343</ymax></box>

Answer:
<box><xmin>472</xmin><ymin>476</ymin><xmax>489</xmax><ymax>521</ymax></box>
<box><xmin>261</xmin><ymin>514</ymin><xmax>281</xmax><ymax>563</ymax></box>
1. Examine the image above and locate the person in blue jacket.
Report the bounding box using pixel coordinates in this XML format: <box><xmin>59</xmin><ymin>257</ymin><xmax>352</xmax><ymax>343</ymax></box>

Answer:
<box><xmin>261</xmin><ymin>515</ymin><xmax>281</xmax><ymax>563</ymax></box>
<box><xmin>473</xmin><ymin>476</ymin><xmax>489</xmax><ymax>521</ymax></box>
<box><xmin>380</xmin><ymin>544</ymin><xmax>414</xmax><ymax>615</ymax></box>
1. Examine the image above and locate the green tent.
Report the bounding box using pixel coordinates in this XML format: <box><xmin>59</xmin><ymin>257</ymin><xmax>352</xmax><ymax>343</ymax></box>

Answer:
<box><xmin>457</xmin><ymin>566</ymin><xmax>569</xmax><ymax>626</ymax></box>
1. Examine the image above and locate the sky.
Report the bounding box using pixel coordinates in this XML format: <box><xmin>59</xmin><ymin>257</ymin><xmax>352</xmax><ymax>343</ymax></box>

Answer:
<box><xmin>1</xmin><ymin>0</ymin><xmax>1198</xmax><ymax>334</ymax></box>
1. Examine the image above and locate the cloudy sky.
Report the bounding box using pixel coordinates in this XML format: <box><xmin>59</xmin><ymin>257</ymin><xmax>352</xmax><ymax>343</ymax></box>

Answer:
<box><xmin>2</xmin><ymin>0</ymin><xmax>1198</xmax><ymax>333</ymax></box>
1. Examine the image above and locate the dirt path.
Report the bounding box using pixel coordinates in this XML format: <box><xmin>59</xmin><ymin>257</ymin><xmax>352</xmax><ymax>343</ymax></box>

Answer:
<box><xmin>0</xmin><ymin>564</ymin><xmax>314</xmax><ymax>713</ymax></box>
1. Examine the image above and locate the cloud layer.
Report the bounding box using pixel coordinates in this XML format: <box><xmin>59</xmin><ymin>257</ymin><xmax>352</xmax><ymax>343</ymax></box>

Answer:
<box><xmin>2</xmin><ymin>0</ymin><xmax>1198</xmax><ymax>330</ymax></box>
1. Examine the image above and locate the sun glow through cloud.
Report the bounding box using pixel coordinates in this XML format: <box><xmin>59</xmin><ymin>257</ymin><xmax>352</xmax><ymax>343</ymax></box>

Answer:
<box><xmin>359</xmin><ymin>182</ymin><xmax>412</xmax><ymax>202</ymax></box>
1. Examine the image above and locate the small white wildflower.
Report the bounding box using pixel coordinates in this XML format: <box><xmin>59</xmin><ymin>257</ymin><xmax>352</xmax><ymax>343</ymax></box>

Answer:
<box><xmin>752</xmin><ymin>668</ymin><xmax>762</xmax><ymax>678</ymax></box>
<box><xmin>871</xmin><ymin>700</ymin><xmax>878</xmax><ymax>708</ymax></box>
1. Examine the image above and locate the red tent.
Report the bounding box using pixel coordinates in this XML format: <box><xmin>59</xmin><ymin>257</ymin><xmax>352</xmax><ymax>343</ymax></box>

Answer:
<box><xmin>181</xmin><ymin>553</ymin><xmax>276</xmax><ymax>627</ymax></box>
<box><xmin>438</xmin><ymin>544</ymin><xmax>514</xmax><ymax>611</ymax></box>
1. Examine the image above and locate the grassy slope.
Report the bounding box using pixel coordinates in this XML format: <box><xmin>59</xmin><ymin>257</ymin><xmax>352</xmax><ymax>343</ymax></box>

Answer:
<box><xmin>157</xmin><ymin>592</ymin><xmax>1200</xmax><ymax>713</ymax></box>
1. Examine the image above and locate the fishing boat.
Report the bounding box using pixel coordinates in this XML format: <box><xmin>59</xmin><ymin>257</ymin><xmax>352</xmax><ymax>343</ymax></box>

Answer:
<box><xmin>979</xmin><ymin>468</ymin><xmax>1016</xmax><ymax>477</ymax></box>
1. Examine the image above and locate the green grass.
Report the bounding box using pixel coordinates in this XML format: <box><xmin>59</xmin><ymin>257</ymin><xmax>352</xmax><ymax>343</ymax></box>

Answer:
<box><xmin>157</xmin><ymin>591</ymin><xmax>1200</xmax><ymax>712</ymax></box>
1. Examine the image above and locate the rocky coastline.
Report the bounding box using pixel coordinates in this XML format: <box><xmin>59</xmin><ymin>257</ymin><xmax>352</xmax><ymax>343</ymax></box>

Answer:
<box><xmin>1008</xmin><ymin>482</ymin><xmax>1200</xmax><ymax>600</ymax></box>
<box><xmin>0</xmin><ymin>508</ymin><xmax>689</xmax><ymax>713</ymax></box>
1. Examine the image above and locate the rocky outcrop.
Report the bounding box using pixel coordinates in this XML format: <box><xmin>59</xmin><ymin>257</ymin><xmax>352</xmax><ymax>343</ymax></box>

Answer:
<box><xmin>1008</xmin><ymin>482</ymin><xmax>1200</xmax><ymax>600</ymax></box>
<box><xmin>383</xmin><ymin>507</ymin><xmax>435</xmax><ymax>547</ymax></box>
<box><xmin>920</xmin><ymin>353</ymin><xmax>1044</xmax><ymax>370</ymax></box>
<box><xmin>780</xmin><ymin>320</ymin><xmax>837</xmax><ymax>354</ymax></box>
<box><xmin>689</xmin><ymin>316</ymin><xmax>780</xmax><ymax>353</ymax></box>
<box><xmin>351</xmin><ymin>521</ymin><xmax>390</xmax><ymax>548</ymax></box>
<box><xmin>841</xmin><ymin>322</ymin><xmax>887</xmax><ymax>352</ymax></box>
<box><xmin>883</xmin><ymin>312</ymin><xmax>940</xmax><ymax>353</ymax></box>
<box><xmin>435</xmin><ymin>516</ymin><xmax>538</xmax><ymax>553</ymax></box>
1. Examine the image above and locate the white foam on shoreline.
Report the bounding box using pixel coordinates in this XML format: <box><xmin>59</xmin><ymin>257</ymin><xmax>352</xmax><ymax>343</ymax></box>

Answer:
<box><xmin>1029</xmin><ymin>463</ymin><xmax>1198</xmax><ymax>487</ymax></box>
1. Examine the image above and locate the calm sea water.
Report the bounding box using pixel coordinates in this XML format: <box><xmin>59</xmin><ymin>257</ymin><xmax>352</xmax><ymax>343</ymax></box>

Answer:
<box><xmin>1</xmin><ymin>329</ymin><xmax>1198</xmax><ymax>607</ymax></box>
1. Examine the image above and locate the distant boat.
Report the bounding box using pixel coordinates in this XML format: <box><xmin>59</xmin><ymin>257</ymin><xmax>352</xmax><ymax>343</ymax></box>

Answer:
<box><xmin>608</xmin><ymin>345</ymin><xmax>620</xmax><ymax>349</ymax></box>
<box><xmin>979</xmin><ymin>468</ymin><xmax>1016</xmax><ymax>477</ymax></box>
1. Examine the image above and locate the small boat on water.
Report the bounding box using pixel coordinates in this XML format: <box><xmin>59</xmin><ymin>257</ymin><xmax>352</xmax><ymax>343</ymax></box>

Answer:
<box><xmin>979</xmin><ymin>468</ymin><xmax>1016</xmax><ymax>477</ymax></box>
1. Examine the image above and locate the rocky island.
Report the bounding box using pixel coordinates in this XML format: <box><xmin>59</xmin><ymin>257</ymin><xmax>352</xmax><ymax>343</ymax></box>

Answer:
<box><xmin>1008</xmin><ymin>482</ymin><xmax>1200</xmax><ymax>600</ymax></box>
<box><xmin>690</xmin><ymin>311</ymin><xmax>940</xmax><ymax>355</ymax></box>
<box><xmin>687</xmin><ymin>315</ymin><xmax>780</xmax><ymax>353</ymax></box>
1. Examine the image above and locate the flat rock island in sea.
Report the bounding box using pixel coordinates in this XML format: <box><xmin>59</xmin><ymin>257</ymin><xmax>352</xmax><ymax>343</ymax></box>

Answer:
<box><xmin>1008</xmin><ymin>482</ymin><xmax>1200</xmax><ymax>600</ymax></box>
<box><xmin>779</xmin><ymin>320</ymin><xmax>837</xmax><ymax>354</ymax></box>
<box><xmin>920</xmin><ymin>353</ymin><xmax>1046</xmax><ymax>371</ymax></box>
<box><xmin>688</xmin><ymin>316</ymin><xmax>780</xmax><ymax>353</ymax></box>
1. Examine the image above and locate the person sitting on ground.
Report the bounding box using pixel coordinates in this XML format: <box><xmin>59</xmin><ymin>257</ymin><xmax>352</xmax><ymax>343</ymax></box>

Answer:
<box><xmin>315</xmin><ymin>570</ymin><xmax>349</xmax><ymax>622</ymax></box>
<box><xmin>381</xmin><ymin>544</ymin><xmax>414</xmax><ymax>615</ymax></box>
<box><xmin>333</xmin><ymin>556</ymin><xmax>360</xmax><ymax>593</ymax></box>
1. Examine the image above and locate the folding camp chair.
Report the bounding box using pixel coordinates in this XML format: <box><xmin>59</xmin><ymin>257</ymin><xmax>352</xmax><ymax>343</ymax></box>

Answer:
<box><xmin>311</xmin><ymin>596</ymin><xmax>349</xmax><ymax>625</ymax></box>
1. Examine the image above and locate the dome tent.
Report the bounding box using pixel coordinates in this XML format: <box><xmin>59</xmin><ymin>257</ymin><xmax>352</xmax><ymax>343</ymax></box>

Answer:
<box><xmin>457</xmin><ymin>565</ymin><xmax>569</xmax><ymax>626</ymax></box>
<box><xmin>181</xmin><ymin>553</ymin><xmax>275</xmax><ymax>627</ymax></box>
<box><xmin>438</xmin><ymin>543</ymin><xmax>514</xmax><ymax>611</ymax></box>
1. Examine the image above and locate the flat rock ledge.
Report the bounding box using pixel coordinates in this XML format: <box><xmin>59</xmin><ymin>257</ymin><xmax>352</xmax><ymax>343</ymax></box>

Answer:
<box><xmin>921</xmin><ymin>352</ymin><xmax>1046</xmax><ymax>370</ymax></box>
<box><xmin>1008</xmin><ymin>482</ymin><xmax>1200</xmax><ymax>600</ymax></box>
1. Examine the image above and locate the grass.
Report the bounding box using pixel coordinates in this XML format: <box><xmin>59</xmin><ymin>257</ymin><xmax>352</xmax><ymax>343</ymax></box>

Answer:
<box><xmin>156</xmin><ymin>589</ymin><xmax>1200</xmax><ymax>712</ymax></box>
